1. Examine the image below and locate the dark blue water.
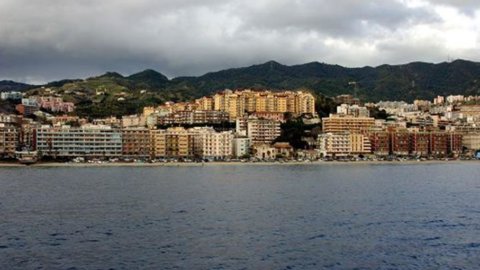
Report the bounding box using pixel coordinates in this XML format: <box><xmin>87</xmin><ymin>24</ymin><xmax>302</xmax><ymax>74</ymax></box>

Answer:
<box><xmin>1</xmin><ymin>163</ymin><xmax>480</xmax><ymax>269</ymax></box>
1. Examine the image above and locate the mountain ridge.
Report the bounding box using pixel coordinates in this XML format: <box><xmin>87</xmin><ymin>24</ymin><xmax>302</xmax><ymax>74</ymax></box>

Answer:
<box><xmin>3</xmin><ymin>59</ymin><xmax>480</xmax><ymax>117</ymax></box>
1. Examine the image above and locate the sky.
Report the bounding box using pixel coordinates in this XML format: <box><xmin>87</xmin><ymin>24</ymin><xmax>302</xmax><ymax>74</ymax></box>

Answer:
<box><xmin>1</xmin><ymin>0</ymin><xmax>480</xmax><ymax>84</ymax></box>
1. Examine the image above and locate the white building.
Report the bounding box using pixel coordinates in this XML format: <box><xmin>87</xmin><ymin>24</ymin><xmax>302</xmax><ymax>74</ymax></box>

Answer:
<box><xmin>337</xmin><ymin>104</ymin><xmax>370</xmax><ymax>117</ymax></box>
<box><xmin>1</xmin><ymin>91</ymin><xmax>22</xmax><ymax>100</ymax></box>
<box><xmin>36</xmin><ymin>125</ymin><xmax>122</xmax><ymax>158</ymax></box>
<box><xmin>232</xmin><ymin>137</ymin><xmax>251</xmax><ymax>158</ymax></box>
<box><xmin>191</xmin><ymin>127</ymin><xmax>233</xmax><ymax>159</ymax></box>
<box><xmin>317</xmin><ymin>132</ymin><xmax>371</xmax><ymax>157</ymax></box>
<box><xmin>236</xmin><ymin>116</ymin><xmax>281</xmax><ymax>145</ymax></box>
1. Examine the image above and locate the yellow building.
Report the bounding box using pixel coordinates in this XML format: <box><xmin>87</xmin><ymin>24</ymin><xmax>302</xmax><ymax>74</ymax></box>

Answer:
<box><xmin>317</xmin><ymin>132</ymin><xmax>371</xmax><ymax>157</ymax></box>
<box><xmin>0</xmin><ymin>125</ymin><xmax>18</xmax><ymax>158</ymax></box>
<box><xmin>195</xmin><ymin>97</ymin><xmax>214</xmax><ymax>111</ymax></box>
<box><xmin>122</xmin><ymin>128</ymin><xmax>151</xmax><ymax>158</ymax></box>
<box><xmin>150</xmin><ymin>127</ymin><xmax>194</xmax><ymax>158</ymax></box>
<box><xmin>143</xmin><ymin>106</ymin><xmax>155</xmax><ymax>117</ymax></box>
<box><xmin>322</xmin><ymin>115</ymin><xmax>375</xmax><ymax>134</ymax></box>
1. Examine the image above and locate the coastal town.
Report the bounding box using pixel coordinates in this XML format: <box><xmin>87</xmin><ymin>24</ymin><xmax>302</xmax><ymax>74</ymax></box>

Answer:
<box><xmin>1</xmin><ymin>88</ymin><xmax>480</xmax><ymax>164</ymax></box>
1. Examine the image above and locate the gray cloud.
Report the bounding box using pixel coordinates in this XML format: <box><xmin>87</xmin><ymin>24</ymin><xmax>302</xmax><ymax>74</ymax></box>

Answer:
<box><xmin>0</xmin><ymin>0</ymin><xmax>479</xmax><ymax>84</ymax></box>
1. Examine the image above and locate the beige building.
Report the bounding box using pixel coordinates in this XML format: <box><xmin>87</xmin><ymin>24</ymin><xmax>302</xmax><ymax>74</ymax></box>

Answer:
<box><xmin>317</xmin><ymin>132</ymin><xmax>371</xmax><ymax>157</ymax></box>
<box><xmin>122</xmin><ymin>115</ymin><xmax>146</xmax><ymax>128</ymax></box>
<box><xmin>191</xmin><ymin>127</ymin><xmax>233</xmax><ymax>159</ymax></box>
<box><xmin>244</xmin><ymin>117</ymin><xmax>281</xmax><ymax>145</ymax></box>
<box><xmin>232</xmin><ymin>137</ymin><xmax>251</xmax><ymax>158</ymax></box>
<box><xmin>195</xmin><ymin>97</ymin><xmax>214</xmax><ymax>111</ymax></box>
<box><xmin>150</xmin><ymin>127</ymin><xmax>194</xmax><ymax>158</ymax></box>
<box><xmin>0</xmin><ymin>125</ymin><xmax>18</xmax><ymax>158</ymax></box>
<box><xmin>322</xmin><ymin>115</ymin><xmax>375</xmax><ymax>134</ymax></box>
<box><xmin>213</xmin><ymin>90</ymin><xmax>316</xmax><ymax>120</ymax></box>
<box><xmin>252</xmin><ymin>144</ymin><xmax>277</xmax><ymax>160</ymax></box>
<box><xmin>122</xmin><ymin>128</ymin><xmax>151</xmax><ymax>158</ymax></box>
<box><xmin>462</xmin><ymin>133</ymin><xmax>480</xmax><ymax>151</ymax></box>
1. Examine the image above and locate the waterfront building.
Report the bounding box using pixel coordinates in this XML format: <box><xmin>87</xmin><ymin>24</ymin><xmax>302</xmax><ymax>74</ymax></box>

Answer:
<box><xmin>150</xmin><ymin>127</ymin><xmax>195</xmax><ymax>158</ymax></box>
<box><xmin>448</xmin><ymin>133</ymin><xmax>463</xmax><ymax>156</ymax></box>
<box><xmin>272</xmin><ymin>142</ymin><xmax>294</xmax><ymax>158</ymax></box>
<box><xmin>429</xmin><ymin>132</ymin><xmax>449</xmax><ymax>157</ymax></box>
<box><xmin>391</xmin><ymin>130</ymin><xmax>410</xmax><ymax>156</ymax></box>
<box><xmin>245</xmin><ymin>117</ymin><xmax>281</xmax><ymax>145</ymax></box>
<box><xmin>252</xmin><ymin>144</ymin><xmax>277</xmax><ymax>160</ymax></box>
<box><xmin>232</xmin><ymin>136</ymin><xmax>251</xmax><ymax>158</ymax></box>
<box><xmin>410</xmin><ymin>131</ymin><xmax>430</xmax><ymax>157</ymax></box>
<box><xmin>462</xmin><ymin>133</ymin><xmax>480</xmax><ymax>151</ymax></box>
<box><xmin>368</xmin><ymin>130</ymin><xmax>390</xmax><ymax>156</ymax></box>
<box><xmin>36</xmin><ymin>125</ymin><xmax>122</xmax><ymax>158</ymax></box>
<box><xmin>122</xmin><ymin>128</ymin><xmax>151</xmax><ymax>158</ymax></box>
<box><xmin>322</xmin><ymin>115</ymin><xmax>375</xmax><ymax>134</ymax></box>
<box><xmin>317</xmin><ymin>132</ymin><xmax>371</xmax><ymax>157</ymax></box>
<box><xmin>191</xmin><ymin>127</ymin><xmax>233</xmax><ymax>159</ymax></box>
<box><xmin>0</xmin><ymin>125</ymin><xmax>18</xmax><ymax>158</ymax></box>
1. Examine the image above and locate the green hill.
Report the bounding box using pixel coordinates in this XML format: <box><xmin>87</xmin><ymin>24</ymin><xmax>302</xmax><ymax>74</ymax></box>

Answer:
<box><xmin>16</xmin><ymin>59</ymin><xmax>480</xmax><ymax>117</ymax></box>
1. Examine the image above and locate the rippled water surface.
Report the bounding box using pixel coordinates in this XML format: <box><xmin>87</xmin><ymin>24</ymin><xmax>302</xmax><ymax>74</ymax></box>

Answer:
<box><xmin>1</xmin><ymin>163</ymin><xmax>480</xmax><ymax>269</ymax></box>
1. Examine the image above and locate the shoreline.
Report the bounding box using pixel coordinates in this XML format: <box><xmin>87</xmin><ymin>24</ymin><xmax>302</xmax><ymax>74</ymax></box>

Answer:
<box><xmin>0</xmin><ymin>159</ymin><xmax>478</xmax><ymax>168</ymax></box>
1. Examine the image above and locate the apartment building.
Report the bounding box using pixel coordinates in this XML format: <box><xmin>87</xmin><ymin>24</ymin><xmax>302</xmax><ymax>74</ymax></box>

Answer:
<box><xmin>322</xmin><ymin>115</ymin><xmax>375</xmax><ymax>134</ymax></box>
<box><xmin>122</xmin><ymin>128</ymin><xmax>151</xmax><ymax>158</ymax></box>
<box><xmin>156</xmin><ymin>110</ymin><xmax>229</xmax><ymax>125</ymax></box>
<box><xmin>191</xmin><ymin>127</ymin><xmax>233</xmax><ymax>159</ymax></box>
<box><xmin>232</xmin><ymin>137</ymin><xmax>251</xmax><ymax>158</ymax></box>
<box><xmin>390</xmin><ymin>130</ymin><xmax>411</xmax><ymax>156</ymax></box>
<box><xmin>317</xmin><ymin>132</ymin><xmax>371</xmax><ymax>157</ymax></box>
<box><xmin>36</xmin><ymin>125</ymin><xmax>122</xmax><ymax>158</ymax></box>
<box><xmin>245</xmin><ymin>117</ymin><xmax>281</xmax><ymax>145</ymax></box>
<box><xmin>150</xmin><ymin>127</ymin><xmax>194</xmax><ymax>158</ymax></box>
<box><xmin>410</xmin><ymin>131</ymin><xmax>430</xmax><ymax>157</ymax></box>
<box><xmin>195</xmin><ymin>97</ymin><xmax>214</xmax><ymax>111</ymax></box>
<box><xmin>0</xmin><ymin>125</ymin><xmax>18</xmax><ymax>158</ymax></box>
<box><xmin>368</xmin><ymin>130</ymin><xmax>390</xmax><ymax>156</ymax></box>
<box><xmin>213</xmin><ymin>90</ymin><xmax>316</xmax><ymax>119</ymax></box>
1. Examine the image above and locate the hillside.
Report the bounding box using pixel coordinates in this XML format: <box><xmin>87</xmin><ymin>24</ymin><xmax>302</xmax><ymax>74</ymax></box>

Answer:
<box><xmin>0</xmin><ymin>80</ymin><xmax>34</xmax><ymax>92</ymax></box>
<box><xmin>10</xmin><ymin>59</ymin><xmax>480</xmax><ymax>117</ymax></box>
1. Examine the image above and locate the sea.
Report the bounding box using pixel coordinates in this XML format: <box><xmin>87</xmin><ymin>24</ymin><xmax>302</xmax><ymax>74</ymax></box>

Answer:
<box><xmin>1</xmin><ymin>163</ymin><xmax>479</xmax><ymax>269</ymax></box>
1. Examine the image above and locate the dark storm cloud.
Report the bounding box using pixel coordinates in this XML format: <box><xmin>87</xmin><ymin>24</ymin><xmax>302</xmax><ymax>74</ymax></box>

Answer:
<box><xmin>0</xmin><ymin>0</ymin><xmax>479</xmax><ymax>83</ymax></box>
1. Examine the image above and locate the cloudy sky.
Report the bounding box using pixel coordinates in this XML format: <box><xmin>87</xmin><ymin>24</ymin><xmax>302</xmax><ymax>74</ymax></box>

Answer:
<box><xmin>1</xmin><ymin>0</ymin><xmax>480</xmax><ymax>84</ymax></box>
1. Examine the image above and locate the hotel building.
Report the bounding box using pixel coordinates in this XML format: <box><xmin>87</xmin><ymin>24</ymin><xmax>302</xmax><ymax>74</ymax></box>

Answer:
<box><xmin>150</xmin><ymin>127</ymin><xmax>195</xmax><ymax>158</ymax></box>
<box><xmin>36</xmin><ymin>125</ymin><xmax>122</xmax><ymax>158</ymax></box>
<box><xmin>0</xmin><ymin>125</ymin><xmax>18</xmax><ymax>158</ymax></box>
<box><xmin>191</xmin><ymin>127</ymin><xmax>233</xmax><ymax>159</ymax></box>
<box><xmin>122</xmin><ymin>128</ymin><xmax>151</xmax><ymax>158</ymax></box>
<box><xmin>322</xmin><ymin>115</ymin><xmax>375</xmax><ymax>134</ymax></box>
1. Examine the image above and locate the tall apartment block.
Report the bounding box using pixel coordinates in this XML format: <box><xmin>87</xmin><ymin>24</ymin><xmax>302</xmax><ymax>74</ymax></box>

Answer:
<box><xmin>0</xmin><ymin>125</ymin><xmax>18</xmax><ymax>158</ymax></box>
<box><xmin>322</xmin><ymin>115</ymin><xmax>376</xmax><ymax>134</ymax></box>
